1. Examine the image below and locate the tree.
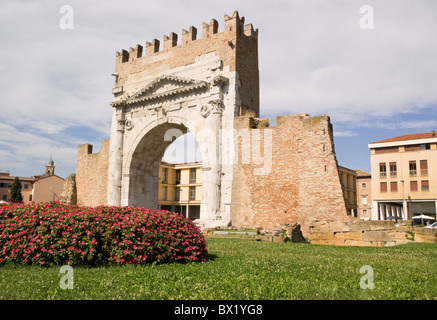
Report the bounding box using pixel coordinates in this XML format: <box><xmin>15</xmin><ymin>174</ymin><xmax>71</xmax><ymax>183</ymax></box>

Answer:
<box><xmin>10</xmin><ymin>177</ymin><xmax>23</xmax><ymax>203</ymax></box>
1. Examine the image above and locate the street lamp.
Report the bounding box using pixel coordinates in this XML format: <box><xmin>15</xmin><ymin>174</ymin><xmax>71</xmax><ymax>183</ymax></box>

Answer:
<box><xmin>401</xmin><ymin>180</ymin><xmax>406</xmax><ymax>220</ymax></box>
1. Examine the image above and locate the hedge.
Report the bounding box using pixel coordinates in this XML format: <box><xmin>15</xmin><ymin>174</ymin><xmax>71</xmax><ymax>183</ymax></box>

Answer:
<box><xmin>0</xmin><ymin>202</ymin><xmax>208</xmax><ymax>266</ymax></box>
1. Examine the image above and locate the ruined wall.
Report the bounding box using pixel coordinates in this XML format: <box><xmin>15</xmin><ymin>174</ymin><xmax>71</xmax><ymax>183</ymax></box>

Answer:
<box><xmin>76</xmin><ymin>139</ymin><xmax>110</xmax><ymax>207</ymax></box>
<box><xmin>231</xmin><ymin>113</ymin><xmax>349</xmax><ymax>236</ymax></box>
<box><xmin>309</xmin><ymin>220</ymin><xmax>437</xmax><ymax>246</ymax></box>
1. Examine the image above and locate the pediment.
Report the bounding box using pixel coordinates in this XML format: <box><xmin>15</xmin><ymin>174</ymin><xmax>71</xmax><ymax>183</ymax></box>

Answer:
<box><xmin>114</xmin><ymin>75</ymin><xmax>208</xmax><ymax>106</ymax></box>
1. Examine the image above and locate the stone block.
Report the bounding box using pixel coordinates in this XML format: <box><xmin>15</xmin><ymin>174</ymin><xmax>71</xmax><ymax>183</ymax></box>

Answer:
<box><xmin>391</xmin><ymin>232</ymin><xmax>410</xmax><ymax>240</ymax></box>
<box><xmin>273</xmin><ymin>236</ymin><xmax>289</xmax><ymax>243</ymax></box>
<box><xmin>394</xmin><ymin>239</ymin><xmax>413</xmax><ymax>245</ymax></box>
<box><xmin>414</xmin><ymin>233</ymin><xmax>437</xmax><ymax>243</ymax></box>
<box><xmin>384</xmin><ymin>241</ymin><xmax>396</xmax><ymax>247</ymax></box>
<box><xmin>308</xmin><ymin>232</ymin><xmax>335</xmax><ymax>241</ymax></box>
<box><xmin>330</xmin><ymin>220</ymin><xmax>350</xmax><ymax>233</ymax></box>
<box><xmin>262</xmin><ymin>236</ymin><xmax>273</xmax><ymax>242</ymax></box>
<box><xmin>395</xmin><ymin>225</ymin><xmax>412</xmax><ymax>232</ymax></box>
<box><xmin>309</xmin><ymin>221</ymin><xmax>330</xmax><ymax>234</ymax></box>
<box><xmin>310</xmin><ymin>239</ymin><xmax>345</xmax><ymax>246</ymax></box>
<box><xmin>362</xmin><ymin>230</ymin><xmax>392</xmax><ymax>242</ymax></box>
<box><xmin>334</xmin><ymin>231</ymin><xmax>363</xmax><ymax>241</ymax></box>
<box><xmin>344</xmin><ymin>240</ymin><xmax>372</xmax><ymax>247</ymax></box>
<box><xmin>398</xmin><ymin>220</ymin><xmax>412</xmax><ymax>227</ymax></box>
<box><xmin>370</xmin><ymin>220</ymin><xmax>395</xmax><ymax>231</ymax></box>
<box><xmin>349</xmin><ymin>221</ymin><xmax>371</xmax><ymax>232</ymax></box>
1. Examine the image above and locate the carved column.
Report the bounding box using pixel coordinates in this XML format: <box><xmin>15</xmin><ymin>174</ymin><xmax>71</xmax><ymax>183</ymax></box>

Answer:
<box><xmin>108</xmin><ymin>110</ymin><xmax>125</xmax><ymax>206</ymax></box>
<box><xmin>199</xmin><ymin>99</ymin><xmax>224</xmax><ymax>222</ymax></box>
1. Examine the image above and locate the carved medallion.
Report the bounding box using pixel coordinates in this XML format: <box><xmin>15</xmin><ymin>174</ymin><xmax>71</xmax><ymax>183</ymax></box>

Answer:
<box><xmin>200</xmin><ymin>105</ymin><xmax>211</xmax><ymax>118</ymax></box>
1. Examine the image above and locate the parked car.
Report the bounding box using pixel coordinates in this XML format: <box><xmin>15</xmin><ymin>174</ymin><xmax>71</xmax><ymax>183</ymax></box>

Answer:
<box><xmin>424</xmin><ymin>222</ymin><xmax>437</xmax><ymax>228</ymax></box>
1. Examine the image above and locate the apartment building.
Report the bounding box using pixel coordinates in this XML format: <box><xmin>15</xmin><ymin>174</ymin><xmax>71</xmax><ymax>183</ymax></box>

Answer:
<box><xmin>0</xmin><ymin>172</ymin><xmax>34</xmax><ymax>203</ymax></box>
<box><xmin>158</xmin><ymin>161</ymin><xmax>202</xmax><ymax>220</ymax></box>
<box><xmin>338</xmin><ymin>166</ymin><xmax>357</xmax><ymax>217</ymax></box>
<box><xmin>355</xmin><ymin>169</ymin><xmax>372</xmax><ymax>220</ymax></box>
<box><xmin>368</xmin><ymin>131</ymin><xmax>437</xmax><ymax>222</ymax></box>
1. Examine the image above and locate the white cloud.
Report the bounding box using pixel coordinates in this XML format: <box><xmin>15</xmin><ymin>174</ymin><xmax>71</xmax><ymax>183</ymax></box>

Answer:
<box><xmin>0</xmin><ymin>0</ymin><xmax>436</xmax><ymax>178</ymax></box>
<box><xmin>334</xmin><ymin>131</ymin><xmax>358</xmax><ymax>138</ymax></box>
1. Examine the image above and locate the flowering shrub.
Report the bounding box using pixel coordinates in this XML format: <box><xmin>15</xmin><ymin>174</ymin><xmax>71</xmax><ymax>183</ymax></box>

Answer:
<box><xmin>0</xmin><ymin>202</ymin><xmax>208</xmax><ymax>267</ymax></box>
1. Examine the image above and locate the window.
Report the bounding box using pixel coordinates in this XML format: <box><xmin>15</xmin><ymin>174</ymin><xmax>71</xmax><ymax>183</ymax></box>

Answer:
<box><xmin>23</xmin><ymin>184</ymin><xmax>29</xmax><ymax>190</ymax></box>
<box><xmin>379</xmin><ymin>163</ymin><xmax>387</xmax><ymax>178</ymax></box>
<box><xmin>2</xmin><ymin>195</ymin><xmax>6</xmax><ymax>201</ymax></box>
<box><xmin>189</xmin><ymin>186</ymin><xmax>196</xmax><ymax>200</ymax></box>
<box><xmin>380</xmin><ymin>182</ymin><xmax>387</xmax><ymax>192</ymax></box>
<box><xmin>162</xmin><ymin>168</ymin><xmax>168</xmax><ymax>184</ymax></box>
<box><xmin>410</xmin><ymin>181</ymin><xmax>418</xmax><ymax>192</ymax></box>
<box><xmin>405</xmin><ymin>144</ymin><xmax>430</xmax><ymax>152</ymax></box>
<box><xmin>390</xmin><ymin>181</ymin><xmax>398</xmax><ymax>192</ymax></box>
<box><xmin>29</xmin><ymin>195</ymin><xmax>32</xmax><ymax>201</ymax></box>
<box><xmin>361</xmin><ymin>182</ymin><xmax>367</xmax><ymax>189</ymax></box>
<box><xmin>162</xmin><ymin>186</ymin><xmax>167</xmax><ymax>200</ymax></box>
<box><xmin>362</xmin><ymin>209</ymin><xmax>368</xmax><ymax>215</ymax></box>
<box><xmin>420</xmin><ymin>144</ymin><xmax>431</xmax><ymax>150</ymax></box>
<box><xmin>361</xmin><ymin>195</ymin><xmax>367</xmax><ymax>205</ymax></box>
<box><xmin>174</xmin><ymin>187</ymin><xmax>180</xmax><ymax>201</ymax></box>
<box><xmin>175</xmin><ymin>169</ymin><xmax>181</xmax><ymax>184</ymax></box>
<box><xmin>421</xmin><ymin>180</ymin><xmax>429</xmax><ymax>191</ymax></box>
<box><xmin>190</xmin><ymin>168</ymin><xmax>196</xmax><ymax>183</ymax></box>
<box><xmin>409</xmin><ymin>161</ymin><xmax>417</xmax><ymax>177</ymax></box>
<box><xmin>389</xmin><ymin>162</ymin><xmax>397</xmax><ymax>177</ymax></box>
<box><xmin>420</xmin><ymin>160</ymin><xmax>428</xmax><ymax>176</ymax></box>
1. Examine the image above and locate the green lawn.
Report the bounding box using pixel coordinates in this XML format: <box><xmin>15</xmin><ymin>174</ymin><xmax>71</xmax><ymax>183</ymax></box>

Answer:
<box><xmin>0</xmin><ymin>237</ymin><xmax>436</xmax><ymax>300</ymax></box>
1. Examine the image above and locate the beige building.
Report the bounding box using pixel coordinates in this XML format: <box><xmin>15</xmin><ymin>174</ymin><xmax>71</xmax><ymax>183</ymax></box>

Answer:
<box><xmin>0</xmin><ymin>157</ymin><xmax>64</xmax><ymax>204</ymax></box>
<box><xmin>355</xmin><ymin>169</ymin><xmax>372</xmax><ymax>220</ymax></box>
<box><xmin>368</xmin><ymin>131</ymin><xmax>437</xmax><ymax>223</ymax></box>
<box><xmin>158</xmin><ymin>161</ymin><xmax>202</xmax><ymax>220</ymax></box>
<box><xmin>338</xmin><ymin>166</ymin><xmax>357</xmax><ymax>217</ymax></box>
<box><xmin>0</xmin><ymin>172</ymin><xmax>34</xmax><ymax>203</ymax></box>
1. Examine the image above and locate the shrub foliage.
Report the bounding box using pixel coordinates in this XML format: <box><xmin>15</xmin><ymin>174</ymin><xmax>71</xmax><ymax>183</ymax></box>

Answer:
<box><xmin>0</xmin><ymin>202</ymin><xmax>208</xmax><ymax>266</ymax></box>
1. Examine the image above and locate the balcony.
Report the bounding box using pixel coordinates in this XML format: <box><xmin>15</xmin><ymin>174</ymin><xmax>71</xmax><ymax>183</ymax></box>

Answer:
<box><xmin>380</xmin><ymin>172</ymin><xmax>387</xmax><ymax>178</ymax></box>
<box><xmin>409</xmin><ymin>170</ymin><xmax>417</xmax><ymax>177</ymax></box>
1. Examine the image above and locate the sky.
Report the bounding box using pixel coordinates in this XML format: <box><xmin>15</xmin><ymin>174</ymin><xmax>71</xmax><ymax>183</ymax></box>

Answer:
<box><xmin>0</xmin><ymin>0</ymin><xmax>436</xmax><ymax>179</ymax></box>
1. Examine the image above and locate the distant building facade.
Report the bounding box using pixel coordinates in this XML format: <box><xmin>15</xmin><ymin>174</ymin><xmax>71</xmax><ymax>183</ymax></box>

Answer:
<box><xmin>368</xmin><ymin>131</ymin><xmax>437</xmax><ymax>222</ymax></box>
<box><xmin>158</xmin><ymin>162</ymin><xmax>202</xmax><ymax>220</ymax></box>
<box><xmin>0</xmin><ymin>157</ymin><xmax>64</xmax><ymax>204</ymax></box>
<box><xmin>355</xmin><ymin>169</ymin><xmax>372</xmax><ymax>220</ymax></box>
<box><xmin>338</xmin><ymin>166</ymin><xmax>357</xmax><ymax>217</ymax></box>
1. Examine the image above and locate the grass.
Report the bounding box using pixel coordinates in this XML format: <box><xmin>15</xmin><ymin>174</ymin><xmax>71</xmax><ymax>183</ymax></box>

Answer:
<box><xmin>0</xmin><ymin>237</ymin><xmax>436</xmax><ymax>300</ymax></box>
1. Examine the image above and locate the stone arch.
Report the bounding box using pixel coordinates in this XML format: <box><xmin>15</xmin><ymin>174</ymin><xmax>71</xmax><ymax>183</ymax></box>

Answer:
<box><xmin>119</xmin><ymin>113</ymin><xmax>222</xmax><ymax>225</ymax></box>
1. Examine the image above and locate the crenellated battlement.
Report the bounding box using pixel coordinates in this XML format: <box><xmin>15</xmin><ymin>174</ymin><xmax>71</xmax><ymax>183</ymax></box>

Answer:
<box><xmin>114</xmin><ymin>11</ymin><xmax>257</xmax><ymax>66</ymax></box>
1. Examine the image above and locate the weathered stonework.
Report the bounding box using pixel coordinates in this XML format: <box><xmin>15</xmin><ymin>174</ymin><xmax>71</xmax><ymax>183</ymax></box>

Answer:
<box><xmin>59</xmin><ymin>173</ymin><xmax>77</xmax><ymax>205</ymax></box>
<box><xmin>76</xmin><ymin>139</ymin><xmax>110</xmax><ymax>207</ymax></box>
<box><xmin>75</xmin><ymin>11</ymin><xmax>349</xmax><ymax>233</ymax></box>
<box><xmin>309</xmin><ymin>220</ymin><xmax>437</xmax><ymax>246</ymax></box>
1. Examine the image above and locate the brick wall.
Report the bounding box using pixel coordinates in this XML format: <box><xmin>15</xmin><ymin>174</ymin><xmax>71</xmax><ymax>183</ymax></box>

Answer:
<box><xmin>231</xmin><ymin>113</ymin><xmax>349</xmax><ymax>236</ymax></box>
<box><xmin>76</xmin><ymin>139</ymin><xmax>110</xmax><ymax>206</ymax></box>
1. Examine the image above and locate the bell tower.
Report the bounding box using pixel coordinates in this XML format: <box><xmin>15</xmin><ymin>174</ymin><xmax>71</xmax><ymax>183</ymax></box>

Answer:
<box><xmin>45</xmin><ymin>155</ymin><xmax>55</xmax><ymax>176</ymax></box>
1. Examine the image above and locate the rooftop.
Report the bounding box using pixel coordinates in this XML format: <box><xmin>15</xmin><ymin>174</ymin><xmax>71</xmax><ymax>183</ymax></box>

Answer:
<box><xmin>354</xmin><ymin>169</ymin><xmax>371</xmax><ymax>177</ymax></box>
<box><xmin>371</xmin><ymin>131</ymin><xmax>436</xmax><ymax>144</ymax></box>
